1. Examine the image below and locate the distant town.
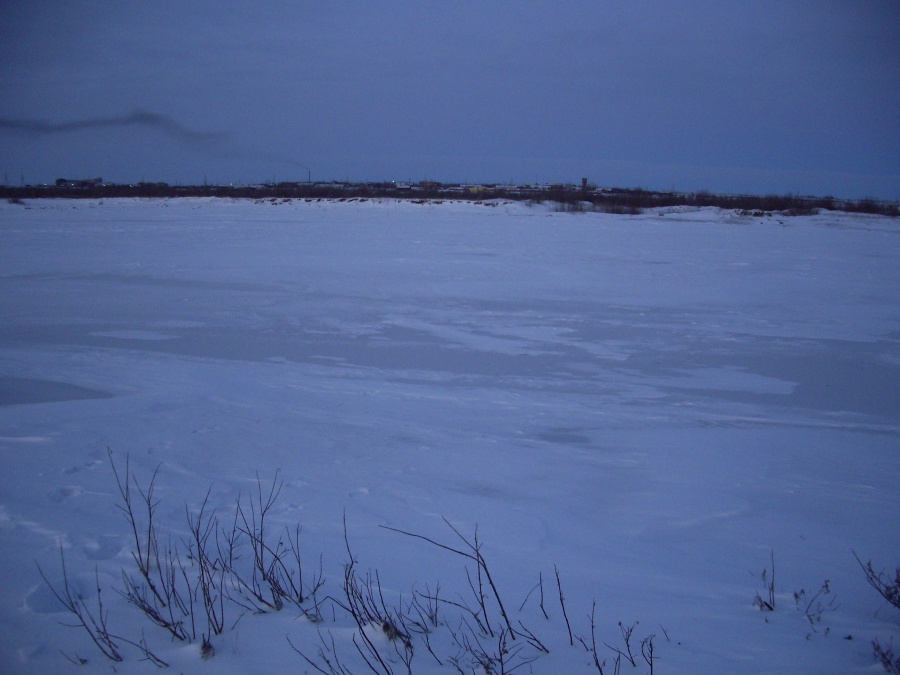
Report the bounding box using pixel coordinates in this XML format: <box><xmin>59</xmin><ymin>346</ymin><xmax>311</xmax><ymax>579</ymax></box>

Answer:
<box><xmin>2</xmin><ymin>178</ymin><xmax>897</xmax><ymax>217</ymax></box>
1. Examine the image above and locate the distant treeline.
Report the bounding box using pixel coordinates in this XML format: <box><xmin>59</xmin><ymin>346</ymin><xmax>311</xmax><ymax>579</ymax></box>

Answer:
<box><xmin>2</xmin><ymin>181</ymin><xmax>897</xmax><ymax>217</ymax></box>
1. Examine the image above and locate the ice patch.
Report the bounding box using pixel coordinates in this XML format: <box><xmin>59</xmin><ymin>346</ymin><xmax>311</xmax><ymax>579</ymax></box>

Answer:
<box><xmin>0</xmin><ymin>377</ymin><xmax>113</xmax><ymax>406</ymax></box>
<box><xmin>80</xmin><ymin>535</ymin><xmax>123</xmax><ymax>561</ymax></box>
<box><xmin>90</xmin><ymin>330</ymin><xmax>179</xmax><ymax>341</ymax></box>
<box><xmin>657</xmin><ymin>366</ymin><xmax>796</xmax><ymax>395</ymax></box>
<box><xmin>46</xmin><ymin>486</ymin><xmax>83</xmax><ymax>503</ymax></box>
<box><xmin>62</xmin><ymin>459</ymin><xmax>102</xmax><ymax>474</ymax></box>
<box><xmin>24</xmin><ymin>584</ymin><xmax>73</xmax><ymax>614</ymax></box>
<box><xmin>0</xmin><ymin>435</ymin><xmax>52</xmax><ymax>444</ymax></box>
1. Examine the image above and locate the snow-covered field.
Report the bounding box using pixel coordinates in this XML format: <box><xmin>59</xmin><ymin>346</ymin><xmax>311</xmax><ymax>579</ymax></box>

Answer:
<box><xmin>0</xmin><ymin>197</ymin><xmax>897</xmax><ymax>674</ymax></box>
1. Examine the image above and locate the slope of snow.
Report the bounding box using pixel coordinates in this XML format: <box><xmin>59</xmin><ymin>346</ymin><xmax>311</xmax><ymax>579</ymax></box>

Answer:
<box><xmin>0</xmin><ymin>198</ymin><xmax>897</xmax><ymax>673</ymax></box>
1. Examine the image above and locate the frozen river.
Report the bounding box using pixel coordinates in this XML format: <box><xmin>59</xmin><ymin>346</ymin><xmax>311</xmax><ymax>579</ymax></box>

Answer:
<box><xmin>0</xmin><ymin>198</ymin><xmax>897</xmax><ymax>673</ymax></box>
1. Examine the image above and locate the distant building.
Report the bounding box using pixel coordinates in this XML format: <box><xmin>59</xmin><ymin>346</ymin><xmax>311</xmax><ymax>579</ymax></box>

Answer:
<box><xmin>56</xmin><ymin>177</ymin><xmax>103</xmax><ymax>188</ymax></box>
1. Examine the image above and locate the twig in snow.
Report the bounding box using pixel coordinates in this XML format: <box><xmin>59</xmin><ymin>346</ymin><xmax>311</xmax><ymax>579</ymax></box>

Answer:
<box><xmin>554</xmin><ymin>565</ymin><xmax>573</xmax><ymax>646</ymax></box>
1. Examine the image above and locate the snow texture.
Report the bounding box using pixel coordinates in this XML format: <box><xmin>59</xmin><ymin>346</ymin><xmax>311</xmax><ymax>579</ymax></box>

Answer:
<box><xmin>0</xmin><ymin>197</ymin><xmax>897</xmax><ymax>673</ymax></box>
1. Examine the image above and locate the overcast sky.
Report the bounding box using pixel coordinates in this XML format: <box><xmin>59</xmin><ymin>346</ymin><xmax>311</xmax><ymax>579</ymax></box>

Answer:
<box><xmin>1</xmin><ymin>1</ymin><xmax>897</xmax><ymax>198</ymax></box>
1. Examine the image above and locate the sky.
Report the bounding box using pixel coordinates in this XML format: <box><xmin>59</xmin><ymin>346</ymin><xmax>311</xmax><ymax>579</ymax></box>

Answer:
<box><xmin>1</xmin><ymin>1</ymin><xmax>898</xmax><ymax>199</ymax></box>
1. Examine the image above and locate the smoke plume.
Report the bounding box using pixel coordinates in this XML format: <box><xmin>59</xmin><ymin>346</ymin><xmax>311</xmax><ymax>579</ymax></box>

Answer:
<box><xmin>0</xmin><ymin>109</ymin><xmax>309</xmax><ymax>174</ymax></box>
<box><xmin>0</xmin><ymin>109</ymin><xmax>226</xmax><ymax>146</ymax></box>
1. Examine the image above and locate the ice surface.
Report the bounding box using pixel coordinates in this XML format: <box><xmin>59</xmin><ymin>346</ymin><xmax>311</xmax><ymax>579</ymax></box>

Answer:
<box><xmin>0</xmin><ymin>198</ymin><xmax>897</xmax><ymax>673</ymax></box>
